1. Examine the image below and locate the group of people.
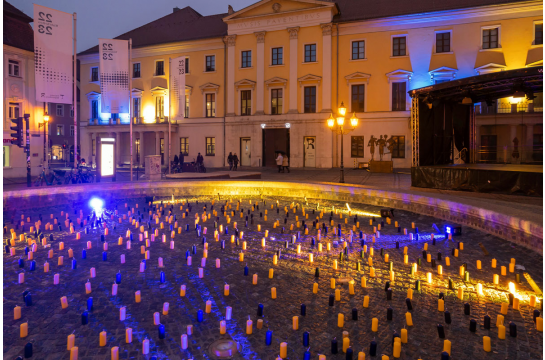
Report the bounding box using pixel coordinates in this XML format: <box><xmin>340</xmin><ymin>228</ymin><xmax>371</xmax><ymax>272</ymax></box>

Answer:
<box><xmin>227</xmin><ymin>152</ymin><xmax>239</xmax><ymax>171</ymax></box>
<box><xmin>275</xmin><ymin>152</ymin><xmax>290</xmax><ymax>173</ymax></box>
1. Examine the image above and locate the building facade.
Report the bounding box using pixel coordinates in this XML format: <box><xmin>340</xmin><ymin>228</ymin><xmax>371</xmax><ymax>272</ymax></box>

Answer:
<box><xmin>3</xmin><ymin>1</ymin><xmax>48</xmax><ymax>178</ymax></box>
<box><xmin>78</xmin><ymin>0</ymin><xmax>543</xmax><ymax>170</ymax></box>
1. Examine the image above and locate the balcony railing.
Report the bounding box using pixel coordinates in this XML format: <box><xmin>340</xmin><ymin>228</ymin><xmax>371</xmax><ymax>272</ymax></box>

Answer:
<box><xmin>477</xmin><ymin>144</ymin><xmax>543</xmax><ymax>164</ymax></box>
<box><xmin>88</xmin><ymin>117</ymin><xmax>173</xmax><ymax>125</ymax></box>
<box><xmin>476</xmin><ymin>103</ymin><xmax>543</xmax><ymax>115</ymax></box>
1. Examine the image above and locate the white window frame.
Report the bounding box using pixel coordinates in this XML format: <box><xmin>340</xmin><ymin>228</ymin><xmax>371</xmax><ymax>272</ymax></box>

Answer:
<box><xmin>389</xmin><ymin>81</ymin><xmax>410</xmax><ymax>112</ymax></box>
<box><xmin>433</xmin><ymin>30</ymin><xmax>453</xmax><ymax>54</ymax></box>
<box><xmin>270</xmin><ymin>46</ymin><xmax>284</xmax><ymax>66</ymax></box>
<box><xmin>349</xmin><ymin>83</ymin><xmax>367</xmax><ymax>114</ymax></box>
<box><xmin>480</xmin><ymin>25</ymin><xmax>502</xmax><ymax>51</ymax></box>
<box><xmin>56</xmin><ymin>124</ymin><xmax>65</xmax><ymax>136</ymax></box>
<box><xmin>533</xmin><ymin>20</ymin><xmax>543</xmax><ymax>46</ymax></box>
<box><xmin>8</xmin><ymin>58</ymin><xmax>21</xmax><ymax>77</ymax></box>
<box><xmin>90</xmin><ymin>66</ymin><xmax>99</xmax><ymax>83</ymax></box>
<box><xmin>204</xmin><ymin>54</ymin><xmax>216</xmax><ymax>73</ymax></box>
<box><xmin>154</xmin><ymin>59</ymin><xmax>165</xmax><ymax>76</ymax></box>
<box><xmin>237</xmin><ymin>88</ymin><xmax>254</xmax><ymax>116</ymax></box>
<box><xmin>70</xmin><ymin>125</ymin><xmax>75</xmax><ymax>136</ymax></box>
<box><xmin>203</xmin><ymin>91</ymin><xmax>217</xmax><ymax>118</ymax></box>
<box><xmin>132</xmin><ymin>62</ymin><xmax>141</xmax><ymax>78</ymax></box>
<box><xmin>301</xmin><ymin>85</ymin><xmax>319</xmax><ymax>113</ymax></box>
<box><xmin>391</xmin><ymin>34</ymin><xmax>409</xmax><ymax>57</ymax></box>
<box><xmin>350</xmin><ymin>39</ymin><xmax>367</xmax><ymax>61</ymax></box>
<box><xmin>133</xmin><ymin>97</ymin><xmax>142</xmax><ymax>120</ymax></box>
<box><xmin>268</xmin><ymin>86</ymin><xmax>285</xmax><ymax>115</ymax></box>
<box><xmin>87</xmin><ymin>92</ymin><xmax>101</xmax><ymax>121</ymax></box>
<box><xmin>56</xmin><ymin>104</ymin><xmax>64</xmax><ymax>117</ymax></box>
<box><xmin>240</xmin><ymin>50</ymin><xmax>253</xmax><ymax>69</ymax></box>
<box><xmin>8</xmin><ymin>102</ymin><xmax>21</xmax><ymax>119</ymax></box>
<box><xmin>302</xmin><ymin>42</ymin><xmax>318</xmax><ymax>64</ymax></box>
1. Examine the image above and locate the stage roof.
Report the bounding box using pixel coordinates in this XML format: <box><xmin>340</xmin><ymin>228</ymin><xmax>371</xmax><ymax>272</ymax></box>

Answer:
<box><xmin>409</xmin><ymin>66</ymin><xmax>543</xmax><ymax>103</ymax></box>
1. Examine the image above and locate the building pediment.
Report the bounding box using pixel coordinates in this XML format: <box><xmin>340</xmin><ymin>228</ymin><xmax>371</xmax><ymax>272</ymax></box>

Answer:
<box><xmin>224</xmin><ymin>0</ymin><xmax>336</xmax><ymax>21</ymax></box>
<box><xmin>224</xmin><ymin>0</ymin><xmax>337</xmax><ymax>35</ymax></box>
<box><xmin>385</xmin><ymin>69</ymin><xmax>412</xmax><ymax>83</ymax></box>
<box><xmin>132</xmin><ymin>88</ymin><xmax>144</xmax><ymax>97</ymax></box>
<box><xmin>235</xmin><ymin>79</ymin><xmax>257</xmax><ymax>90</ymax></box>
<box><xmin>474</xmin><ymin>63</ymin><xmax>507</xmax><ymax>75</ymax></box>
<box><xmin>86</xmin><ymin>91</ymin><xmax>100</xmax><ymax>99</ymax></box>
<box><xmin>429</xmin><ymin>66</ymin><xmax>458</xmax><ymax>82</ymax></box>
<box><xmin>265</xmin><ymin>76</ymin><xmax>288</xmax><ymax>87</ymax></box>
<box><xmin>344</xmin><ymin>72</ymin><xmax>371</xmax><ymax>85</ymax></box>
<box><xmin>151</xmin><ymin>86</ymin><xmax>168</xmax><ymax>96</ymax></box>
<box><xmin>199</xmin><ymin>82</ymin><xmax>220</xmax><ymax>94</ymax></box>
<box><xmin>298</xmin><ymin>74</ymin><xmax>322</xmax><ymax>87</ymax></box>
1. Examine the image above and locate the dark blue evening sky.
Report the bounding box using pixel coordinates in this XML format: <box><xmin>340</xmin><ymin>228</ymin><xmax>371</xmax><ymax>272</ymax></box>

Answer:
<box><xmin>9</xmin><ymin>0</ymin><xmax>255</xmax><ymax>52</ymax></box>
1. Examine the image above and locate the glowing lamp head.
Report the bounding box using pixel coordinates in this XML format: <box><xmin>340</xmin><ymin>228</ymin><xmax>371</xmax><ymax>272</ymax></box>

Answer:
<box><xmin>327</xmin><ymin>114</ymin><xmax>335</xmax><ymax>128</ymax></box>
<box><xmin>90</xmin><ymin>198</ymin><xmax>104</xmax><ymax>213</ymax></box>
<box><xmin>350</xmin><ymin>113</ymin><xmax>358</xmax><ymax>127</ymax></box>
<box><xmin>338</xmin><ymin>102</ymin><xmax>347</xmax><ymax>117</ymax></box>
<box><xmin>445</xmin><ymin>226</ymin><xmax>452</xmax><ymax>234</ymax></box>
<box><xmin>336</xmin><ymin>116</ymin><xmax>345</xmax><ymax>126</ymax></box>
<box><xmin>43</xmin><ymin>114</ymin><xmax>50</xmax><ymax>122</ymax></box>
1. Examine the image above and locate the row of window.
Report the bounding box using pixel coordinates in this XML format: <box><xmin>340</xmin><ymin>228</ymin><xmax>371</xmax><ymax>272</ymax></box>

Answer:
<box><xmin>89</xmin><ymin>23</ymin><xmax>545</xmax><ymax>82</ymax></box>
<box><xmin>178</xmin><ymin>137</ymin><xmax>215</xmax><ymax>156</ymax></box>
<box><xmin>350</xmin><ymin>136</ymin><xmax>406</xmax><ymax>158</ymax></box>
<box><xmin>90</xmin><ymin>81</ymin><xmax>408</xmax><ymax>120</ymax></box>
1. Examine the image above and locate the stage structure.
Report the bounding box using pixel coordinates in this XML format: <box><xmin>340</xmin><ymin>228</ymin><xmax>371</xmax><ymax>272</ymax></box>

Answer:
<box><xmin>409</xmin><ymin>66</ymin><xmax>543</xmax><ymax>196</ymax></box>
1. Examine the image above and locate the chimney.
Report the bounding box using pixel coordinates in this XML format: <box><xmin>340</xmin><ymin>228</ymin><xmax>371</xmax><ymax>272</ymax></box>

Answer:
<box><xmin>173</xmin><ymin>7</ymin><xmax>181</xmax><ymax>13</ymax></box>
<box><xmin>228</xmin><ymin>5</ymin><xmax>234</xmax><ymax>15</ymax></box>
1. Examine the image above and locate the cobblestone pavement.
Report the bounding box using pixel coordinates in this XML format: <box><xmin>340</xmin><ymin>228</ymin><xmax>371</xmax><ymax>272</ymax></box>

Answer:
<box><xmin>3</xmin><ymin>195</ymin><xmax>543</xmax><ymax>360</ymax></box>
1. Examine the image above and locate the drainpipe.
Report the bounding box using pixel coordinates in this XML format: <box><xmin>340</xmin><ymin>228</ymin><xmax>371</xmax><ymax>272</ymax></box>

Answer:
<box><xmin>223</xmin><ymin>38</ymin><xmax>227</xmax><ymax>167</ymax></box>
<box><xmin>335</xmin><ymin>23</ymin><xmax>339</xmax><ymax>168</ymax></box>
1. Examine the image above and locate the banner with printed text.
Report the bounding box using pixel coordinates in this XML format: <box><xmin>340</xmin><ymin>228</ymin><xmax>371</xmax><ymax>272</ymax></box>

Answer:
<box><xmin>34</xmin><ymin>4</ymin><xmax>73</xmax><ymax>104</ymax></box>
<box><xmin>171</xmin><ymin>56</ymin><xmax>186</xmax><ymax>120</ymax></box>
<box><xmin>99</xmin><ymin>39</ymin><xmax>129</xmax><ymax>114</ymax></box>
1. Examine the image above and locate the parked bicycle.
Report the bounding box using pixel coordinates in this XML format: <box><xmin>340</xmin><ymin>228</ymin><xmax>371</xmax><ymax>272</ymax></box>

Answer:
<box><xmin>33</xmin><ymin>166</ymin><xmax>63</xmax><ymax>187</ymax></box>
<box><xmin>64</xmin><ymin>166</ymin><xmax>95</xmax><ymax>184</ymax></box>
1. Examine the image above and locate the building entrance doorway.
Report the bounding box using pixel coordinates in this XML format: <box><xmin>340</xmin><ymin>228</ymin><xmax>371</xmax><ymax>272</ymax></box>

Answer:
<box><xmin>262</xmin><ymin>128</ymin><xmax>289</xmax><ymax>167</ymax></box>
<box><xmin>240</xmin><ymin>138</ymin><xmax>251</xmax><ymax>166</ymax></box>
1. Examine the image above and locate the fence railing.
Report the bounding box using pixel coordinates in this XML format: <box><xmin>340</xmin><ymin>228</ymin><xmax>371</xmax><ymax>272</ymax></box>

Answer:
<box><xmin>477</xmin><ymin>145</ymin><xmax>543</xmax><ymax>164</ymax></box>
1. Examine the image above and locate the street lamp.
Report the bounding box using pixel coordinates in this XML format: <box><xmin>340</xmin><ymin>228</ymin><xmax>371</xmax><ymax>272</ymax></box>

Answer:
<box><xmin>327</xmin><ymin>101</ymin><xmax>358</xmax><ymax>183</ymax></box>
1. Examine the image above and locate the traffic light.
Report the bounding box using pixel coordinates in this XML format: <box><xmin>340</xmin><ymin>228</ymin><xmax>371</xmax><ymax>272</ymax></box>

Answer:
<box><xmin>10</xmin><ymin>117</ymin><xmax>23</xmax><ymax>147</ymax></box>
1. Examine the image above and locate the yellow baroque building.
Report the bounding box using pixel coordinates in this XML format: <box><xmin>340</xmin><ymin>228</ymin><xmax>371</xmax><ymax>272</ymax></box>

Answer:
<box><xmin>78</xmin><ymin>0</ymin><xmax>543</xmax><ymax>169</ymax></box>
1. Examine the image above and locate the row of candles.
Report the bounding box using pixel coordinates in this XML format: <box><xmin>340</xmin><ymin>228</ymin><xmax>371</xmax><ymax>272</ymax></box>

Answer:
<box><xmin>8</xmin><ymin>199</ymin><xmax>542</xmax><ymax>359</ymax></box>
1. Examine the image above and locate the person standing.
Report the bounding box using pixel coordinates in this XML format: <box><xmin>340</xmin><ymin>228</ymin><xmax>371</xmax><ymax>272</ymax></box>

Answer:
<box><xmin>179</xmin><ymin>152</ymin><xmax>184</xmax><ymax>172</ymax></box>
<box><xmin>282</xmin><ymin>153</ymin><xmax>290</xmax><ymax>173</ymax></box>
<box><xmin>275</xmin><ymin>152</ymin><xmax>284</xmax><ymax>173</ymax></box>
<box><xmin>233</xmin><ymin>153</ymin><xmax>239</xmax><ymax>171</ymax></box>
<box><xmin>228</xmin><ymin>152</ymin><xmax>234</xmax><ymax>170</ymax></box>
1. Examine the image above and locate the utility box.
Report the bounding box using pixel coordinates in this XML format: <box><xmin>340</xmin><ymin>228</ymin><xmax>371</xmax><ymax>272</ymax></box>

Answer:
<box><xmin>146</xmin><ymin>155</ymin><xmax>162</xmax><ymax>181</ymax></box>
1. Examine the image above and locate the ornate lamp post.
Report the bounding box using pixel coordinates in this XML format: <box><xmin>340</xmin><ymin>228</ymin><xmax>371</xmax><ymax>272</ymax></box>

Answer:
<box><xmin>327</xmin><ymin>102</ymin><xmax>358</xmax><ymax>183</ymax></box>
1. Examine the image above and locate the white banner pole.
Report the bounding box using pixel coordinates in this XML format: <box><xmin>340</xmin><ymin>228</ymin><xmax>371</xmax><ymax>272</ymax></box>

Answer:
<box><xmin>169</xmin><ymin>57</ymin><xmax>172</xmax><ymax>175</ymax></box>
<box><xmin>129</xmin><ymin>38</ymin><xmax>133</xmax><ymax>181</ymax></box>
<box><xmin>73</xmin><ymin>12</ymin><xmax>77</xmax><ymax>169</ymax></box>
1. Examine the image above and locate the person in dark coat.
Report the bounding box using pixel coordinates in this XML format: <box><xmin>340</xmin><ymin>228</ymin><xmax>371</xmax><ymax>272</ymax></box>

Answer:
<box><xmin>233</xmin><ymin>153</ymin><xmax>239</xmax><ymax>171</ymax></box>
<box><xmin>179</xmin><ymin>152</ymin><xmax>185</xmax><ymax>172</ymax></box>
<box><xmin>228</xmin><ymin>152</ymin><xmax>234</xmax><ymax>170</ymax></box>
<box><xmin>197</xmin><ymin>153</ymin><xmax>203</xmax><ymax>164</ymax></box>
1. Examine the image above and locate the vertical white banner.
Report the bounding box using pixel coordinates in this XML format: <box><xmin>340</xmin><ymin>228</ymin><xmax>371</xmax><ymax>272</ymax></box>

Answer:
<box><xmin>34</xmin><ymin>5</ymin><xmax>73</xmax><ymax>104</ymax></box>
<box><xmin>99</xmin><ymin>39</ymin><xmax>129</xmax><ymax>114</ymax></box>
<box><xmin>171</xmin><ymin>56</ymin><xmax>186</xmax><ymax>120</ymax></box>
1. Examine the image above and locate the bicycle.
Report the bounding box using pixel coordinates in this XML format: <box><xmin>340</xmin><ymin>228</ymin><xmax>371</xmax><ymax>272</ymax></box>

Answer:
<box><xmin>33</xmin><ymin>166</ymin><xmax>63</xmax><ymax>187</ymax></box>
